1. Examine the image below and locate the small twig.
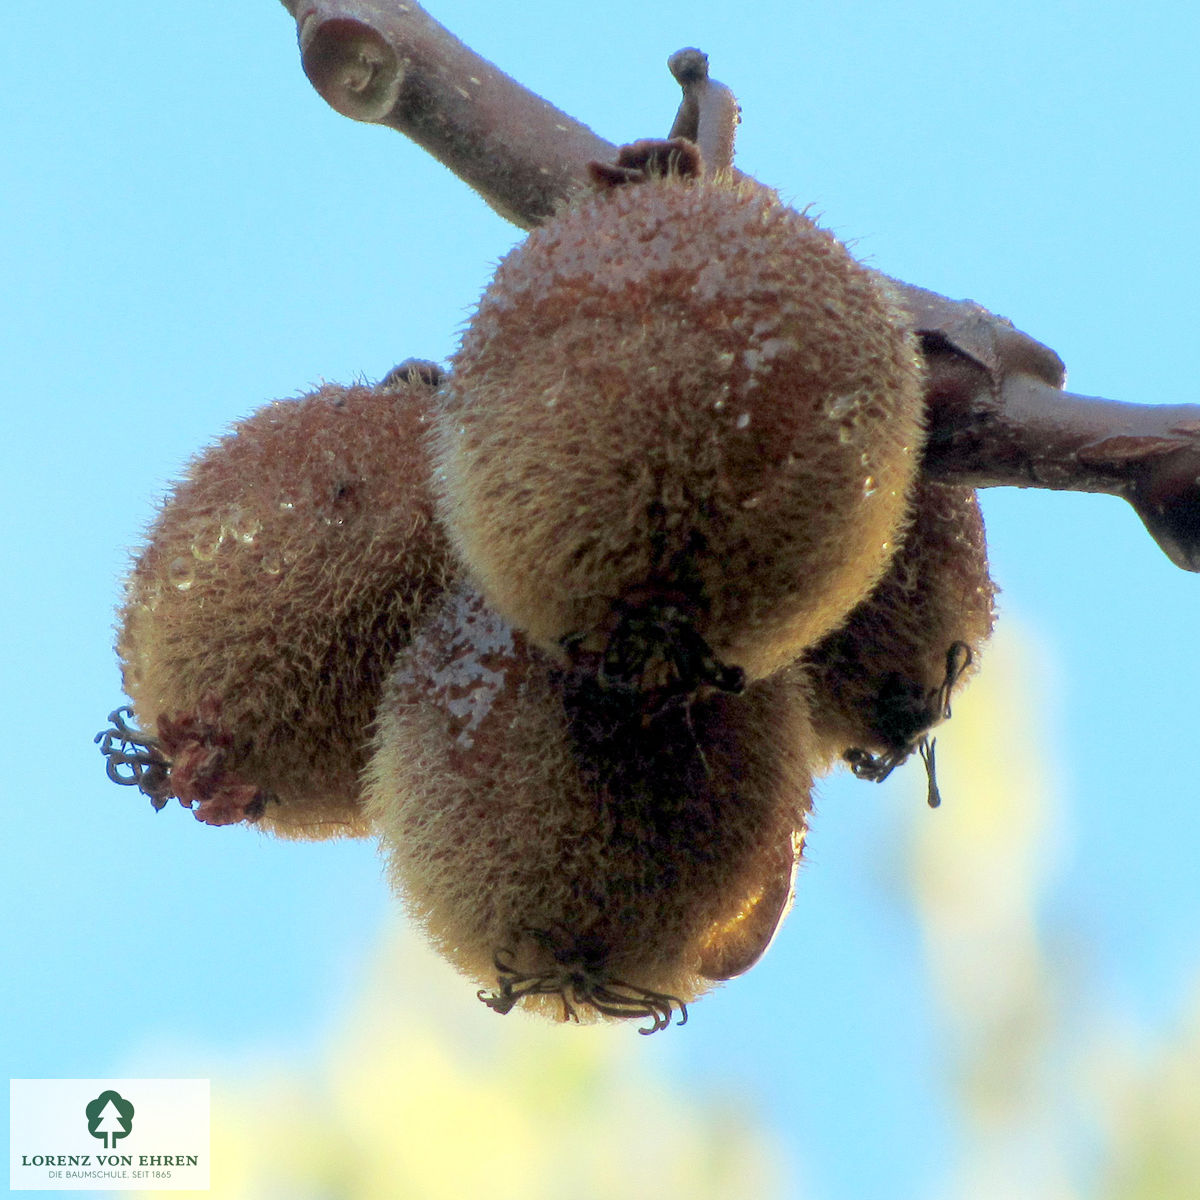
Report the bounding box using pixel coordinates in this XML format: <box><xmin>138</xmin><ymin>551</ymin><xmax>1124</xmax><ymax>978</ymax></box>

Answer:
<box><xmin>667</xmin><ymin>48</ymin><xmax>739</xmax><ymax>172</ymax></box>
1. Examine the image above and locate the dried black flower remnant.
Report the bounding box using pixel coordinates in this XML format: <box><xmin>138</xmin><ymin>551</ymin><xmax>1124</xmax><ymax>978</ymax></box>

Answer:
<box><xmin>805</xmin><ymin>478</ymin><xmax>995</xmax><ymax>806</ymax></box>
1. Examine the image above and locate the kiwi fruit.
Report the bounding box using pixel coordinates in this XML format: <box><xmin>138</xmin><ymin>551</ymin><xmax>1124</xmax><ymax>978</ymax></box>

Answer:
<box><xmin>804</xmin><ymin>478</ymin><xmax>995</xmax><ymax>795</ymax></box>
<box><xmin>437</xmin><ymin>162</ymin><xmax>924</xmax><ymax>690</ymax></box>
<box><xmin>112</xmin><ymin>369</ymin><xmax>451</xmax><ymax>838</ymax></box>
<box><xmin>366</xmin><ymin>583</ymin><xmax>814</xmax><ymax>1031</ymax></box>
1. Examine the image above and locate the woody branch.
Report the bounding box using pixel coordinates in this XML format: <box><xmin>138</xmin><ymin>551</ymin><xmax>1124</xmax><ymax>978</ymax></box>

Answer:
<box><xmin>278</xmin><ymin>0</ymin><xmax>1200</xmax><ymax>573</ymax></box>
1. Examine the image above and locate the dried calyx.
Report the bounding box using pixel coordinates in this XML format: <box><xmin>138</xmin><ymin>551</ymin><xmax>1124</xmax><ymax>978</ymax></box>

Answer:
<box><xmin>478</xmin><ymin>931</ymin><xmax>689</xmax><ymax>1036</ymax></box>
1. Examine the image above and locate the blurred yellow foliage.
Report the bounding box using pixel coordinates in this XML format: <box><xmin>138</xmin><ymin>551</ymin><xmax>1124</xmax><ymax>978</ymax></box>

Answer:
<box><xmin>909</xmin><ymin>625</ymin><xmax>1080</xmax><ymax>1199</ymax></box>
<box><xmin>1092</xmin><ymin>980</ymin><xmax>1200</xmax><ymax>1200</ymax></box>
<box><xmin>911</xmin><ymin>624</ymin><xmax>1200</xmax><ymax>1200</ymax></box>
<box><xmin>130</xmin><ymin>929</ymin><xmax>786</xmax><ymax>1200</ymax></box>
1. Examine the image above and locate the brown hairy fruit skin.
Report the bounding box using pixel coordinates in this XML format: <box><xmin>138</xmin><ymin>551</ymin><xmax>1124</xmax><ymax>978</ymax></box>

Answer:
<box><xmin>803</xmin><ymin>479</ymin><xmax>995</xmax><ymax>782</ymax></box>
<box><xmin>366</xmin><ymin>585</ymin><xmax>814</xmax><ymax>1031</ymax></box>
<box><xmin>117</xmin><ymin>375</ymin><xmax>452</xmax><ymax>839</ymax></box>
<box><xmin>438</xmin><ymin>171</ymin><xmax>925</xmax><ymax>685</ymax></box>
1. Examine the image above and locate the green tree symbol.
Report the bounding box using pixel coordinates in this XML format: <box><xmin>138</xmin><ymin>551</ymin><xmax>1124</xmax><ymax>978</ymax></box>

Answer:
<box><xmin>85</xmin><ymin>1090</ymin><xmax>135</xmax><ymax>1149</ymax></box>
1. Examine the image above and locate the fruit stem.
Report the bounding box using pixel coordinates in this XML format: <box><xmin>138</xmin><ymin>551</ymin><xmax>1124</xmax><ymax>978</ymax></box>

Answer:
<box><xmin>667</xmin><ymin>48</ymin><xmax>739</xmax><ymax>172</ymax></box>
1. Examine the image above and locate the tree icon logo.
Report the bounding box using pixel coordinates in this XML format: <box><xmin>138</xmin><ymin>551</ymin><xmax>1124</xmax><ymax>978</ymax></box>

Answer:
<box><xmin>85</xmin><ymin>1090</ymin><xmax>135</xmax><ymax>1149</ymax></box>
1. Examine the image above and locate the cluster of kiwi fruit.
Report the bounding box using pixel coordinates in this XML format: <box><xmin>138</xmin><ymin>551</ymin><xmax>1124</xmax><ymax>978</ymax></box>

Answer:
<box><xmin>101</xmin><ymin>136</ymin><xmax>994</xmax><ymax>1032</ymax></box>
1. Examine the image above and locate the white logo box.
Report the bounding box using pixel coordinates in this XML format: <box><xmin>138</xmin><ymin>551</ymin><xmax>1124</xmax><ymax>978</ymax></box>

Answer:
<box><xmin>10</xmin><ymin>1079</ymin><xmax>209</xmax><ymax>1192</ymax></box>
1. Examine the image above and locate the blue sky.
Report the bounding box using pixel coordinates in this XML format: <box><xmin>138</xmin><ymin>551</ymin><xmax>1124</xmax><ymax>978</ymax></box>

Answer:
<box><xmin>2</xmin><ymin>2</ymin><xmax>1198</xmax><ymax>1197</ymax></box>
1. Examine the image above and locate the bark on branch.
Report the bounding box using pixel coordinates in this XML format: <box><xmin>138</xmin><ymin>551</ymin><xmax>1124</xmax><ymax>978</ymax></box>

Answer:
<box><xmin>283</xmin><ymin>0</ymin><xmax>610</xmax><ymax>224</ymax></box>
<box><xmin>279</xmin><ymin>0</ymin><xmax>1200</xmax><ymax>572</ymax></box>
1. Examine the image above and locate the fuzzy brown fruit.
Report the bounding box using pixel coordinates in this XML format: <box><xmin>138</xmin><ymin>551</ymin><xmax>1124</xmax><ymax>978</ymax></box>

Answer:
<box><xmin>804</xmin><ymin>478</ymin><xmax>996</xmax><ymax>795</ymax></box>
<box><xmin>437</xmin><ymin>166</ymin><xmax>925</xmax><ymax>689</ymax></box>
<box><xmin>366</xmin><ymin>584</ymin><xmax>814</xmax><ymax>1031</ymax></box>
<box><xmin>115</xmin><ymin>371</ymin><xmax>451</xmax><ymax>838</ymax></box>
